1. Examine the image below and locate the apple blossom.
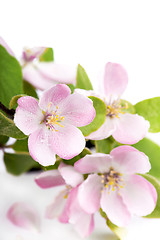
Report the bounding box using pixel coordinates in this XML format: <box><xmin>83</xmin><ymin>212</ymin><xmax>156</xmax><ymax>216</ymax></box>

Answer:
<box><xmin>14</xmin><ymin>84</ymin><xmax>95</xmax><ymax>166</ymax></box>
<box><xmin>84</xmin><ymin>62</ymin><xmax>150</xmax><ymax>144</ymax></box>
<box><xmin>75</xmin><ymin>146</ymin><xmax>157</xmax><ymax>227</ymax></box>
<box><xmin>22</xmin><ymin>47</ymin><xmax>77</xmax><ymax>90</ymax></box>
<box><xmin>35</xmin><ymin>163</ymin><xmax>94</xmax><ymax>237</ymax></box>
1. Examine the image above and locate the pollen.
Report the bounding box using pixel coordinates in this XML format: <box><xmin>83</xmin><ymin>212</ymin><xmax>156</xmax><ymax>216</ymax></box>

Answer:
<box><xmin>106</xmin><ymin>100</ymin><xmax>128</xmax><ymax>118</ymax></box>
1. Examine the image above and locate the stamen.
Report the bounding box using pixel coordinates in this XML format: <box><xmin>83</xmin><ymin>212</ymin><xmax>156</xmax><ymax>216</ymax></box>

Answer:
<box><xmin>106</xmin><ymin>100</ymin><xmax>128</xmax><ymax>118</ymax></box>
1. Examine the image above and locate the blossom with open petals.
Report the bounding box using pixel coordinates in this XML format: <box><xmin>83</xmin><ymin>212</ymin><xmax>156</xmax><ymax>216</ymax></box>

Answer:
<box><xmin>35</xmin><ymin>163</ymin><xmax>94</xmax><ymax>237</ymax></box>
<box><xmin>22</xmin><ymin>47</ymin><xmax>76</xmax><ymax>90</ymax></box>
<box><xmin>85</xmin><ymin>62</ymin><xmax>150</xmax><ymax>144</ymax></box>
<box><xmin>75</xmin><ymin>146</ymin><xmax>157</xmax><ymax>227</ymax></box>
<box><xmin>14</xmin><ymin>84</ymin><xmax>95</xmax><ymax>166</ymax></box>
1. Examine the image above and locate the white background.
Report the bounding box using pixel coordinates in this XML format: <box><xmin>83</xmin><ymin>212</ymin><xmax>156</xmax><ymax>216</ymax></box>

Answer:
<box><xmin>1</xmin><ymin>0</ymin><xmax>160</xmax><ymax>239</ymax></box>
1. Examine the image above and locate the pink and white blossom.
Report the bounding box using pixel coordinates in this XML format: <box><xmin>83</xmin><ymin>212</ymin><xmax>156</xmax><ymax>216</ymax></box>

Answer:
<box><xmin>22</xmin><ymin>47</ymin><xmax>77</xmax><ymax>90</ymax></box>
<box><xmin>75</xmin><ymin>146</ymin><xmax>157</xmax><ymax>227</ymax></box>
<box><xmin>14</xmin><ymin>84</ymin><xmax>95</xmax><ymax>166</ymax></box>
<box><xmin>35</xmin><ymin>163</ymin><xmax>94</xmax><ymax>237</ymax></box>
<box><xmin>84</xmin><ymin>62</ymin><xmax>150</xmax><ymax>144</ymax></box>
<box><xmin>7</xmin><ymin>202</ymin><xmax>40</xmax><ymax>232</ymax></box>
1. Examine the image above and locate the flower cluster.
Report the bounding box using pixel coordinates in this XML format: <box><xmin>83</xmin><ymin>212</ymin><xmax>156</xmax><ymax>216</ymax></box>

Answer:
<box><xmin>0</xmin><ymin>38</ymin><xmax>159</xmax><ymax>239</ymax></box>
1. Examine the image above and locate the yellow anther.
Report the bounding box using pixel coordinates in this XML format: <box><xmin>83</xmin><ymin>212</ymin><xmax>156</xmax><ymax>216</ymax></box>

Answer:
<box><xmin>112</xmin><ymin>187</ymin><xmax>115</xmax><ymax>191</ymax></box>
<box><xmin>105</xmin><ymin>184</ymin><xmax>108</xmax><ymax>188</ymax></box>
<box><xmin>64</xmin><ymin>194</ymin><xmax>68</xmax><ymax>199</ymax></box>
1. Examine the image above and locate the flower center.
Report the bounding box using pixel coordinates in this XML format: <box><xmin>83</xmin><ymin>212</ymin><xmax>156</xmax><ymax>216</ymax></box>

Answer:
<box><xmin>101</xmin><ymin>168</ymin><xmax>124</xmax><ymax>192</ymax></box>
<box><xmin>43</xmin><ymin>103</ymin><xmax>65</xmax><ymax>131</ymax></box>
<box><xmin>106</xmin><ymin>101</ymin><xmax>128</xmax><ymax>118</ymax></box>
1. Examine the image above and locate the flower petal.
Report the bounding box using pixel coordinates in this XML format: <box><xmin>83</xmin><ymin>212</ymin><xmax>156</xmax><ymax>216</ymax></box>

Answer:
<box><xmin>58</xmin><ymin>163</ymin><xmax>83</xmax><ymax>187</ymax></box>
<box><xmin>14</xmin><ymin>96</ymin><xmax>43</xmax><ymax>135</ymax></box>
<box><xmin>102</xmin><ymin>62</ymin><xmax>128</xmax><ymax>99</ymax></box>
<box><xmin>23</xmin><ymin>64</ymin><xmax>55</xmax><ymax>90</ymax></box>
<box><xmin>78</xmin><ymin>174</ymin><xmax>102</xmax><ymax>214</ymax></box>
<box><xmin>74</xmin><ymin>153</ymin><xmax>112</xmax><ymax>174</ymax></box>
<box><xmin>50</xmin><ymin>124</ymin><xmax>85</xmax><ymax>160</ymax></box>
<box><xmin>68</xmin><ymin>187</ymin><xmax>94</xmax><ymax>238</ymax></box>
<box><xmin>37</xmin><ymin>62</ymin><xmax>76</xmax><ymax>84</ymax></box>
<box><xmin>86</xmin><ymin>116</ymin><xmax>117</xmax><ymax>140</ymax></box>
<box><xmin>121</xmin><ymin>175</ymin><xmax>157</xmax><ymax>216</ymax></box>
<box><xmin>35</xmin><ymin>170</ymin><xmax>65</xmax><ymax>188</ymax></box>
<box><xmin>0</xmin><ymin>37</ymin><xmax>15</xmax><ymax>56</ymax></box>
<box><xmin>100</xmin><ymin>190</ymin><xmax>131</xmax><ymax>227</ymax></box>
<box><xmin>110</xmin><ymin>145</ymin><xmax>151</xmax><ymax>174</ymax></box>
<box><xmin>39</xmin><ymin>84</ymin><xmax>71</xmax><ymax>111</ymax></box>
<box><xmin>112</xmin><ymin>113</ymin><xmax>150</xmax><ymax>144</ymax></box>
<box><xmin>28</xmin><ymin>127</ymin><xmax>56</xmax><ymax>166</ymax></box>
<box><xmin>22</xmin><ymin>47</ymin><xmax>46</xmax><ymax>62</ymax></box>
<box><xmin>7</xmin><ymin>202</ymin><xmax>40</xmax><ymax>232</ymax></box>
<box><xmin>59</xmin><ymin>92</ymin><xmax>95</xmax><ymax>127</ymax></box>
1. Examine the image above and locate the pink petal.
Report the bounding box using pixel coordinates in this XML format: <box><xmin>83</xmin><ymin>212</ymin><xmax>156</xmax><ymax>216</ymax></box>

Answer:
<box><xmin>78</xmin><ymin>174</ymin><xmax>102</xmax><ymax>214</ymax></box>
<box><xmin>23</xmin><ymin>64</ymin><xmax>56</xmax><ymax>90</ymax></box>
<box><xmin>100</xmin><ymin>190</ymin><xmax>131</xmax><ymax>227</ymax></box>
<box><xmin>112</xmin><ymin>113</ymin><xmax>150</xmax><ymax>144</ymax></box>
<box><xmin>74</xmin><ymin>153</ymin><xmax>112</xmax><ymax>174</ymax></box>
<box><xmin>58</xmin><ymin>163</ymin><xmax>83</xmax><ymax>187</ymax></box>
<box><xmin>7</xmin><ymin>202</ymin><xmax>40</xmax><ymax>232</ymax></box>
<box><xmin>121</xmin><ymin>175</ymin><xmax>157</xmax><ymax>216</ymax></box>
<box><xmin>50</xmin><ymin>124</ymin><xmax>85</xmax><ymax>160</ymax></box>
<box><xmin>14</xmin><ymin>96</ymin><xmax>43</xmax><ymax>135</ymax></box>
<box><xmin>28</xmin><ymin>127</ymin><xmax>56</xmax><ymax>166</ymax></box>
<box><xmin>45</xmin><ymin>190</ymin><xmax>68</xmax><ymax>222</ymax></box>
<box><xmin>37</xmin><ymin>62</ymin><xmax>76</xmax><ymax>85</ymax></box>
<box><xmin>110</xmin><ymin>146</ymin><xmax>151</xmax><ymax>174</ymax></box>
<box><xmin>86</xmin><ymin>116</ymin><xmax>117</xmax><ymax>140</ymax></box>
<box><xmin>59</xmin><ymin>92</ymin><xmax>96</xmax><ymax>127</ymax></box>
<box><xmin>0</xmin><ymin>37</ymin><xmax>15</xmax><ymax>56</ymax></box>
<box><xmin>35</xmin><ymin>170</ymin><xmax>65</xmax><ymax>188</ymax></box>
<box><xmin>22</xmin><ymin>47</ymin><xmax>46</xmax><ymax>62</ymax></box>
<box><xmin>68</xmin><ymin>187</ymin><xmax>94</xmax><ymax>237</ymax></box>
<box><xmin>102</xmin><ymin>62</ymin><xmax>128</xmax><ymax>98</ymax></box>
<box><xmin>39</xmin><ymin>84</ymin><xmax>71</xmax><ymax>111</ymax></box>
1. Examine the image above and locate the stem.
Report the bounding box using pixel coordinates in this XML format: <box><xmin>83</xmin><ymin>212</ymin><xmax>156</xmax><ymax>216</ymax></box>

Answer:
<box><xmin>0</xmin><ymin>102</ymin><xmax>15</xmax><ymax>119</ymax></box>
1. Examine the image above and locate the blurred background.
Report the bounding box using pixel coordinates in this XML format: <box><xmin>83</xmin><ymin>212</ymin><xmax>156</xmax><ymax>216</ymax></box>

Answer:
<box><xmin>1</xmin><ymin>0</ymin><xmax>160</xmax><ymax>239</ymax></box>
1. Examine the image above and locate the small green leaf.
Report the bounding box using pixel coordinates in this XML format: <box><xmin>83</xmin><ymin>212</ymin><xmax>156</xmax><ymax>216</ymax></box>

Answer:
<box><xmin>79</xmin><ymin>96</ymin><xmax>107</xmax><ymax>136</ymax></box>
<box><xmin>12</xmin><ymin>138</ymin><xmax>29</xmax><ymax>152</ymax></box>
<box><xmin>142</xmin><ymin>174</ymin><xmax>160</xmax><ymax>218</ymax></box>
<box><xmin>9</xmin><ymin>94</ymin><xmax>26</xmax><ymax>109</ymax></box>
<box><xmin>0</xmin><ymin>135</ymin><xmax>9</xmax><ymax>145</ymax></box>
<box><xmin>4</xmin><ymin>152</ymin><xmax>40</xmax><ymax>175</ymax></box>
<box><xmin>133</xmin><ymin>138</ymin><xmax>160</xmax><ymax>180</ymax></box>
<box><xmin>95</xmin><ymin>138</ymin><xmax>114</xmax><ymax>154</ymax></box>
<box><xmin>63</xmin><ymin>148</ymin><xmax>91</xmax><ymax>165</ymax></box>
<box><xmin>23</xmin><ymin>80</ymin><xmax>38</xmax><ymax>98</ymax></box>
<box><xmin>120</xmin><ymin>99</ymin><xmax>135</xmax><ymax>114</ymax></box>
<box><xmin>134</xmin><ymin>97</ymin><xmax>160</xmax><ymax>132</ymax></box>
<box><xmin>76</xmin><ymin>64</ymin><xmax>93</xmax><ymax>90</ymax></box>
<box><xmin>0</xmin><ymin>111</ymin><xmax>26</xmax><ymax>139</ymax></box>
<box><xmin>106</xmin><ymin>218</ymin><xmax>127</xmax><ymax>240</ymax></box>
<box><xmin>0</xmin><ymin>45</ymin><xmax>23</xmax><ymax>108</ymax></box>
<box><xmin>39</xmin><ymin>48</ymin><xmax>54</xmax><ymax>62</ymax></box>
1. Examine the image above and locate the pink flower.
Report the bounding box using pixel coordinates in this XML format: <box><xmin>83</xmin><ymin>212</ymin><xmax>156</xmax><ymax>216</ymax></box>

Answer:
<box><xmin>35</xmin><ymin>163</ymin><xmax>94</xmax><ymax>237</ymax></box>
<box><xmin>22</xmin><ymin>47</ymin><xmax>76</xmax><ymax>90</ymax></box>
<box><xmin>86</xmin><ymin>62</ymin><xmax>150</xmax><ymax>144</ymax></box>
<box><xmin>14</xmin><ymin>84</ymin><xmax>95</xmax><ymax>166</ymax></box>
<box><xmin>75</xmin><ymin>146</ymin><xmax>157</xmax><ymax>227</ymax></box>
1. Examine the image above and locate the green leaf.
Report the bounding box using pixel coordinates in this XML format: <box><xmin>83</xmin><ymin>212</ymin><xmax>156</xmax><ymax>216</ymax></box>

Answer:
<box><xmin>134</xmin><ymin>97</ymin><xmax>160</xmax><ymax>132</ymax></box>
<box><xmin>120</xmin><ymin>99</ymin><xmax>135</xmax><ymax>114</ymax></box>
<box><xmin>76</xmin><ymin>64</ymin><xmax>93</xmax><ymax>90</ymax></box>
<box><xmin>141</xmin><ymin>174</ymin><xmax>160</xmax><ymax>218</ymax></box>
<box><xmin>67</xmin><ymin>84</ymin><xmax>75</xmax><ymax>93</ymax></box>
<box><xmin>12</xmin><ymin>138</ymin><xmax>29</xmax><ymax>152</ymax></box>
<box><xmin>0</xmin><ymin>135</ymin><xmax>9</xmax><ymax>145</ymax></box>
<box><xmin>106</xmin><ymin>218</ymin><xmax>127</xmax><ymax>240</ymax></box>
<box><xmin>63</xmin><ymin>148</ymin><xmax>91</xmax><ymax>165</ymax></box>
<box><xmin>79</xmin><ymin>96</ymin><xmax>107</xmax><ymax>136</ymax></box>
<box><xmin>95</xmin><ymin>138</ymin><xmax>114</xmax><ymax>154</ymax></box>
<box><xmin>23</xmin><ymin>80</ymin><xmax>38</xmax><ymax>98</ymax></box>
<box><xmin>39</xmin><ymin>48</ymin><xmax>54</xmax><ymax>62</ymax></box>
<box><xmin>4</xmin><ymin>152</ymin><xmax>40</xmax><ymax>175</ymax></box>
<box><xmin>0</xmin><ymin>45</ymin><xmax>23</xmax><ymax>108</ymax></box>
<box><xmin>9</xmin><ymin>94</ymin><xmax>26</xmax><ymax>109</ymax></box>
<box><xmin>0</xmin><ymin>111</ymin><xmax>26</xmax><ymax>139</ymax></box>
<box><xmin>133</xmin><ymin>138</ymin><xmax>160</xmax><ymax>180</ymax></box>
